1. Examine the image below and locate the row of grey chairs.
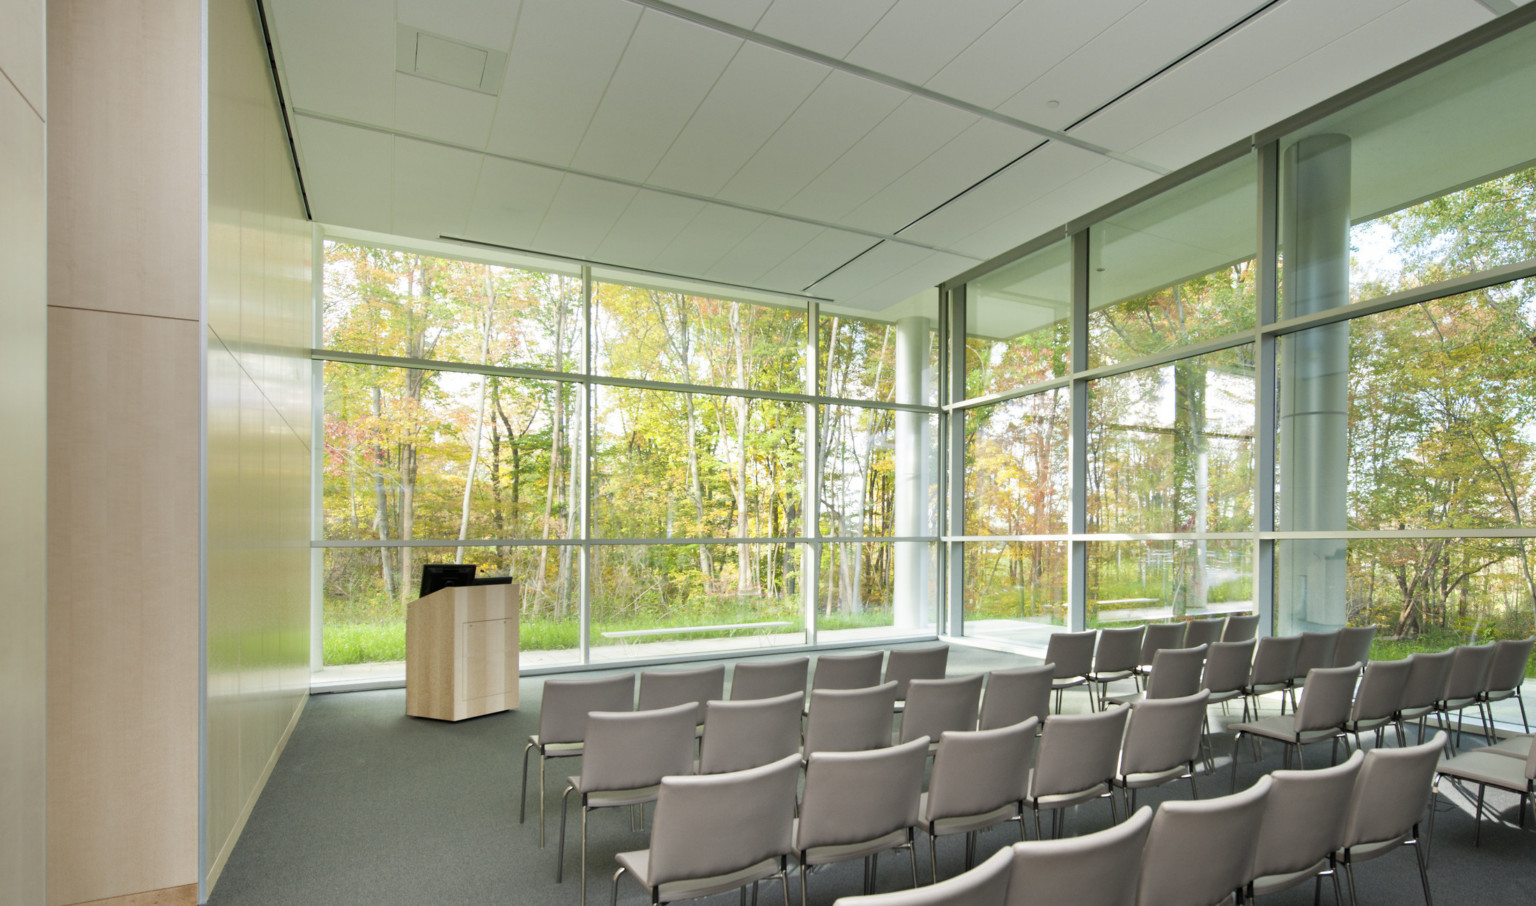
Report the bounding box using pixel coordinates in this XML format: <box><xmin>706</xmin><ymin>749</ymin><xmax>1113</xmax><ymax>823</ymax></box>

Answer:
<box><xmin>832</xmin><ymin>736</ymin><xmax>1445</xmax><ymax>906</ymax></box>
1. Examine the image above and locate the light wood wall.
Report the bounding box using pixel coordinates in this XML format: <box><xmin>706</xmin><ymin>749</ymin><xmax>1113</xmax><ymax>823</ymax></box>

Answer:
<box><xmin>1</xmin><ymin>0</ymin><xmax>49</xmax><ymax>904</ymax></box>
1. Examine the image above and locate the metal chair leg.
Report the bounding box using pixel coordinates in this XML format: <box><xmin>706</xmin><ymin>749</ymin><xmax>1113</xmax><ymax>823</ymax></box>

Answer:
<box><xmin>610</xmin><ymin>865</ymin><xmax>626</xmax><ymax>906</ymax></box>
<box><xmin>556</xmin><ymin>786</ymin><xmax>574</xmax><ymax>883</ymax></box>
<box><xmin>1412</xmin><ymin>834</ymin><xmax>1433</xmax><ymax>906</ymax></box>
<box><xmin>521</xmin><ymin>742</ymin><xmax>535</xmax><ymax>824</ymax></box>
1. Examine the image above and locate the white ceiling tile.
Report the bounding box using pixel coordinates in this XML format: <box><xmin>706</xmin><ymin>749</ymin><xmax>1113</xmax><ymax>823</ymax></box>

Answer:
<box><xmin>266</xmin><ymin>0</ymin><xmax>397</xmax><ymax>125</ymax></box>
<box><xmin>812</xmin><ymin>245</ymin><xmax>978</xmax><ymax>307</ymax></box>
<box><xmin>532</xmin><ymin>174</ymin><xmax>641</xmax><ymax>258</ymax></box>
<box><xmin>484</xmin><ymin>0</ymin><xmax>640</xmax><ymax>166</ymax></box>
<box><xmin>650</xmin><ymin>206</ymin><xmax>771</xmax><ymax>277</ymax></box>
<box><xmin>703</xmin><ymin>217</ymin><xmax>826</xmax><ymax>284</ymax></box>
<box><xmin>390</xmin><ymin>137</ymin><xmax>484</xmax><ymax>240</ymax></box>
<box><xmin>755</xmin><ymin>230</ymin><xmax>886</xmax><ymax>293</ymax></box>
<box><xmin>462</xmin><ymin>156</ymin><xmax>567</xmax><ymax>249</ymax></box>
<box><xmin>591</xmin><ymin>190</ymin><xmax>709</xmax><ymax>266</ymax></box>
<box><xmin>954</xmin><ymin>159</ymin><xmax>1157</xmax><ymax>260</ymax></box>
<box><xmin>398</xmin><ymin>0</ymin><xmax>522</xmax><ymax>51</ymax></box>
<box><xmin>646</xmin><ymin>42</ymin><xmax>829</xmax><ymax>196</ymax></box>
<box><xmin>754</xmin><ymin>0</ymin><xmax>900</xmax><ymax>58</ymax></box>
<box><xmin>844</xmin><ymin>0</ymin><xmax>1020</xmax><ymax>86</ymax></box>
<box><xmin>662</xmin><ymin>0</ymin><xmax>777</xmax><ymax>30</ymax></box>
<box><xmin>569</xmin><ymin>10</ymin><xmax>742</xmax><ymax>182</ymax></box>
<box><xmin>292</xmin><ymin>116</ymin><xmax>394</xmax><ymax>229</ymax></box>
<box><xmin>897</xmin><ymin>141</ymin><xmax>1102</xmax><ymax>247</ymax></box>
<box><xmin>393</xmin><ymin>74</ymin><xmax>499</xmax><ymax>149</ymax></box>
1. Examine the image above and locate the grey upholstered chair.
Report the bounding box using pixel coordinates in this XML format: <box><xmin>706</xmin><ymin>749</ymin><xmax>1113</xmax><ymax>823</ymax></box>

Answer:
<box><xmin>1394</xmin><ymin>649</ymin><xmax>1454</xmax><ymax>745</ymax></box>
<box><xmin>1336</xmin><ymin>735</ymin><xmax>1442</xmax><ymax>906</ymax></box>
<box><xmin>1342</xmin><ymin>657</ymin><xmax>1411</xmax><ymax>750</ymax></box>
<box><xmin>1199</xmin><ymin>638</ymin><xmax>1255</xmax><ymax>772</ymax></box>
<box><xmin>1241</xmin><ymin>634</ymin><xmax>1302</xmax><ymax>720</ymax></box>
<box><xmin>978</xmin><ymin>663</ymin><xmax>1054</xmax><ymax>732</ymax></box>
<box><xmin>1248</xmin><ymin>749</ymin><xmax>1363</xmax><ymax>903</ymax></box>
<box><xmin>1480</xmin><ymin>636</ymin><xmax>1535</xmax><ymax>734</ymax></box>
<box><xmin>1105</xmin><ymin>644</ymin><xmax>1207</xmax><ymax>708</ymax></box>
<box><xmin>556</xmin><ymin>702</ymin><xmax>698</xmax><ymax>902</ymax></box>
<box><xmin>803</xmin><ymin>682</ymin><xmax>899</xmax><ymax>760</ymax></box>
<box><xmin>1285</xmin><ymin>630</ymin><xmax>1341</xmax><ymax>713</ymax></box>
<box><xmin>698</xmin><ymin>691</ymin><xmax>803</xmax><ymax>775</ymax></box>
<box><xmin>637</xmin><ymin>663</ymin><xmax>726</xmax><ymax>728</ymax></box>
<box><xmin>1182</xmin><ymin>618</ymin><xmax>1227</xmax><ymax>652</ymax></box>
<box><xmin>1434</xmin><ymin>643</ymin><xmax>1497</xmax><ymax>750</ymax></box>
<box><xmin>1221</xmin><ymin>613</ymin><xmax>1261</xmax><ymax>642</ymax></box>
<box><xmin>811</xmin><ymin>651</ymin><xmax>886</xmax><ymax>693</ymax></box>
<box><xmin>1229</xmin><ymin>664</ymin><xmax>1359</xmax><ymax>792</ymax></box>
<box><xmin>521</xmin><ymin>673</ymin><xmax>636</xmax><ymax>846</ymax></box>
<box><xmin>1434</xmin><ymin>725</ymin><xmax>1536</xmax><ymax>846</ymax></box>
<box><xmin>920</xmin><ymin>717</ymin><xmax>1040</xmax><ymax>882</ymax></box>
<box><xmin>830</xmin><ymin>845</ymin><xmax>1012</xmax><ymax>906</ymax></box>
<box><xmin>1088</xmin><ymin>626</ymin><xmax>1145</xmax><ymax>710</ymax></box>
<box><xmin>1043</xmin><ymin>630</ymin><xmax>1097</xmax><ymax>713</ymax></box>
<box><xmin>1333</xmin><ymin>625</ymin><xmax>1377</xmax><ymax>670</ymax></box>
<box><xmin>1134</xmin><ymin>775</ymin><xmax>1272</xmax><ymax>906</ymax></box>
<box><xmin>729</xmin><ymin>656</ymin><xmax>809</xmax><ymax>702</ymax></box>
<box><xmin>1026</xmin><ymin>707</ymin><xmax>1128</xmax><ymax>839</ymax></box>
<box><xmin>1134</xmin><ymin>623</ymin><xmax>1188</xmax><ymax>690</ymax></box>
<box><xmin>1003</xmin><ymin>806</ymin><xmax>1153</xmax><ymax>906</ymax></box>
<box><xmin>610</xmin><ymin>753</ymin><xmax>800</xmax><ymax>906</ymax></box>
<box><xmin>900</xmin><ymin>674</ymin><xmax>984</xmax><ymax>745</ymax></box>
<box><xmin>797</xmin><ymin>736</ymin><xmax>930</xmax><ymax>902</ymax></box>
<box><xmin>885</xmin><ymin>644</ymin><xmax>951</xmax><ymax>706</ymax></box>
<box><xmin>1113</xmin><ymin>691</ymin><xmax>1210</xmax><ymax>809</ymax></box>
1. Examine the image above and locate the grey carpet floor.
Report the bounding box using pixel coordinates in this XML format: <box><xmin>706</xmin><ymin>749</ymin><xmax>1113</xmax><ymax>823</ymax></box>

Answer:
<box><xmin>208</xmin><ymin>645</ymin><xmax>1535</xmax><ymax>905</ymax></box>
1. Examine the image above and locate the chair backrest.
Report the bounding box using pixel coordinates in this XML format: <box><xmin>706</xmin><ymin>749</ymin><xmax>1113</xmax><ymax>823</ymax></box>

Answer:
<box><xmin>1249</xmin><ymin>634</ymin><xmax>1302</xmax><ymax>686</ymax></box>
<box><xmin>1292</xmin><ymin>631</ymin><xmax>1340</xmax><ymax>681</ymax></box>
<box><xmin>1397</xmin><ymin>649</ymin><xmax>1455</xmax><ymax>712</ymax></box>
<box><xmin>885</xmin><ymin>644</ymin><xmax>950</xmax><ymax>700</ymax></box>
<box><xmin>1487</xmin><ymin>637</ymin><xmax>1536</xmax><ymax>695</ymax></box>
<box><xmin>1251</xmin><ymin>750</ymin><xmax>1363</xmax><ymax>881</ymax></box>
<box><xmin>1139</xmin><ymin>623</ymin><xmax>1188</xmax><ymax>668</ymax></box>
<box><xmin>1118</xmin><ymin>691</ymin><xmax>1210</xmax><ymax>778</ymax></box>
<box><xmin>901</xmin><ymin>674</ymin><xmax>985</xmax><ymax>743</ymax></box>
<box><xmin>730</xmin><ymin>656</ymin><xmax>809</xmax><ymax>701</ymax></box>
<box><xmin>979</xmin><ymin>664</ymin><xmax>1054</xmax><ymax>731</ymax></box>
<box><xmin>1030</xmin><ymin>708</ymin><xmax>1128</xmax><ymax>800</ymax></box>
<box><xmin>1333</xmin><ymin>625</ymin><xmax>1376</xmax><ymax>669</ymax></box>
<box><xmin>1094</xmin><ymin>626</ymin><xmax>1146</xmax><ymax>674</ymax></box>
<box><xmin>812</xmin><ymin>651</ymin><xmax>885</xmax><ymax>692</ymax></box>
<box><xmin>1201</xmin><ymin>639</ymin><xmax>1255</xmax><ymax>696</ymax></box>
<box><xmin>1221</xmin><ymin>613</ymin><xmax>1261</xmax><ymax>642</ymax></box>
<box><xmin>803</xmin><ymin>682</ymin><xmax>899</xmax><ymax>759</ymax></box>
<box><xmin>1349</xmin><ymin>658</ymin><xmax>1411</xmax><ymax>724</ymax></box>
<box><xmin>580</xmin><ymin>702</ymin><xmax>699</xmax><ymax>793</ymax></box>
<box><xmin>699</xmin><ymin>692</ymin><xmax>804</xmax><ymax>774</ymax></box>
<box><xmin>1135</xmin><ymin>775</ymin><xmax>1273</xmax><ymax>906</ymax></box>
<box><xmin>799</xmin><ymin>736</ymin><xmax>929</xmax><ymax>852</ymax></box>
<box><xmin>637</xmin><ymin>663</ymin><xmax>727</xmax><ymax>724</ymax></box>
<box><xmin>536</xmin><ymin>673</ymin><xmax>637</xmax><ymax>745</ymax></box>
<box><xmin>1005</xmin><ymin>806</ymin><xmax>1154</xmax><ymax>906</ymax></box>
<box><xmin>1182</xmin><ymin>618</ymin><xmax>1226</xmax><ymax>651</ymax></box>
<box><xmin>1292</xmin><ymin>664</ymin><xmax>1359</xmax><ymax>733</ymax></box>
<box><xmin>1044</xmin><ymin>630</ymin><xmax>1097</xmax><ymax>680</ymax></box>
<box><xmin>927</xmin><ymin>718</ymin><xmax>1040</xmax><ymax>821</ymax></box>
<box><xmin>831</xmin><ymin>845</ymin><xmax>1012</xmax><ymax>906</ymax></box>
<box><xmin>1442</xmin><ymin>643</ymin><xmax>1496</xmax><ymax>701</ymax></box>
<box><xmin>1143</xmin><ymin>644</ymin><xmax>1207</xmax><ymax>700</ymax></box>
<box><xmin>1340</xmin><ymin>735</ymin><xmax>1443</xmax><ymax>850</ymax></box>
<box><xmin>645</xmin><ymin>753</ymin><xmax>800</xmax><ymax>889</ymax></box>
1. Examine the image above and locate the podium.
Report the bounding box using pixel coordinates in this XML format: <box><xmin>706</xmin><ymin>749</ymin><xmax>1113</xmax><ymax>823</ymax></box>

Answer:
<box><xmin>405</xmin><ymin>582</ymin><xmax>520</xmax><ymax>721</ymax></box>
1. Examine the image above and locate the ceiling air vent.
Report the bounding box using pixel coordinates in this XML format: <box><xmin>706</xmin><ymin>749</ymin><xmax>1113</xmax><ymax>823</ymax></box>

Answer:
<box><xmin>396</xmin><ymin>25</ymin><xmax>507</xmax><ymax>95</ymax></box>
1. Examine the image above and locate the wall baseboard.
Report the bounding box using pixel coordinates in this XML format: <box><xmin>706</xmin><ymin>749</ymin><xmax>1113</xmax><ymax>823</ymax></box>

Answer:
<box><xmin>67</xmin><ymin>884</ymin><xmax>198</xmax><ymax>906</ymax></box>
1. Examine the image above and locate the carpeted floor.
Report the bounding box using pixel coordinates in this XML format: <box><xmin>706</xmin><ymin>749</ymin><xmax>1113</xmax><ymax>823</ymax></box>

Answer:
<box><xmin>207</xmin><ymin>644</ymin><xmax>1534</xmax><ymax>906</ymax></box>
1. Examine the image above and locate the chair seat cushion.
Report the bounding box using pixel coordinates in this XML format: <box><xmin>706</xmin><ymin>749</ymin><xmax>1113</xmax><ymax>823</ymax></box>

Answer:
<box><xmin>615</xmin><ymin>850</ymin><xmax>783</xmax><ymax>903</ymax></box>
<box><xmin>1250</xmin><ymin>858</ymin><xmax>1331</xmax><ymax>897</ymax></box>
<box><xmin>1437</xmin><ymin>751</ymin><xmax>1534</xmax><ymax>790</ymax></box>
<box><xmin>1475</xmin><ymin>736</ymin><xmax>1533</xmax><ymax>760</ymax></box>
<box><xmin>569</xmin><ymin>775</ymin><xmax>662</xmax><ymax>807</ymax></box>
<box><xmin>796</xmin><ymin>825</ymin><xmax>911</xmax><ymax>866</ymax></box>
<box><xmin>1229</xmin><ymin>715</ymin><xmax>1338</xmax><ymax>743</ymax></box>
<box><xmin>919</xmin><ymin>792</ymin><xmax>1020</xmax><ymax>836</ymax></box>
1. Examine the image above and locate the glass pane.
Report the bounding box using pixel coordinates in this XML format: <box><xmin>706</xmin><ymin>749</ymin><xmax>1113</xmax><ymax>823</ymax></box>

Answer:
<box><xmin>1087</xmin><ymin>346</ymin><xmax>1256</xmax><ymax>533</ymax></box>
<box><xmin>964</xmin><ymin>391</ymin><xmax>1071</xmax><ymax>535</ymax></box>
<box><xmin>593</xmin><ymin>281</ymin><xmax>805</xmax><ymax>392</ymax></box>
<box><xmin>819</xmin><ymin>304</ymin><xmax>939</xmax><ymax>406</ymax></box>
<box><xmin>1086</xmin><ymin>540</ymin><xmax>1254</xmax><ymax>626</ymax></box>
<box><xmin>1281</xmin><ymin>24</ymin><xmax>1536</xmax><ymax>310</ymax></box>
<box><xmin>589</xmin><ymin>543</ymin><xmax>806</xmax><ymax>662</ymax></box>
<box><xmin>962</xmin><ymin>541</ymin><xmax>1069</xmax><ymax>648</ymax></box>
<box><xmin>816</xmin><ymin>541</ymin><xmax>937</xmax><ymax>641</ymax></box>
<box><xmin>1089</xmin><ymin>157</ymin><xmax>1257</xmax><ymax>368</ymax></box>
<box><xmin>322</xmin><ymin>241</ymin><xmax>580</xmax><ymax>371</ymax></box>
<box><xmin>819</xmin><ymin>406</ymin><xmax>938</xmax><ymax>538</ymax></box>
<box><xmin>966</xmin><ymin>240</ymin><xmax>1072</xmax><ymax>396</ymax></box>
<box><xmin>592</xmin><ymin>386</ymin><xmax>803</xmax><ymax>538</ymax></box>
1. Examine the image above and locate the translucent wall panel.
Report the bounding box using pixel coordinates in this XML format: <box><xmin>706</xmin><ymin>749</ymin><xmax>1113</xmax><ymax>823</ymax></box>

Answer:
<box><xmin>1085</xmin><ymin>540</ymin><xmax>1254</xmax><ymax>626</ymax></box>
<box><xmin>962</xmin><ymin>541</ymin><xmax>1069</xmax><ymax>646</ymax></box>
<box><xmin>964</xmin><ymin>391</ymin><xmax>1070</xmax><ymax>536</ymax></box>
<box><xmin>965</xmin><ymin>241</ymin><xmax>1071</xmax><ymax>396</ymax></box>
<box><xmin>816</xmin><ymin>541</ymin><xmax>937</xmax><ymax>639</ymax></box>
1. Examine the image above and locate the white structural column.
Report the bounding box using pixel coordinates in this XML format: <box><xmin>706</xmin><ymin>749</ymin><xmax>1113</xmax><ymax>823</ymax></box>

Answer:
<box><xmin>894</xmin><ymin>315</ymin><xmax>932</xmax><ymax>628</ymax></box>
<box><xmin>1277</xmin><ymin>134</ymin><xmax>1351</xmax><ymax>632</ymax></box>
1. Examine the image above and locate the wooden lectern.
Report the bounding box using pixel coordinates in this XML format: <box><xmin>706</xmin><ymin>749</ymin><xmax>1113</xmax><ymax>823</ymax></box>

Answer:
<box><xmin>405</xmin><ymin>582</ymin><xmax>520</xmax><ymax>721</ymax></box>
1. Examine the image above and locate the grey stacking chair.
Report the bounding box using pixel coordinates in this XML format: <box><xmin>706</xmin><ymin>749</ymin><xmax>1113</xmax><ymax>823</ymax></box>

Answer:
<box><xmin>1434</xmin><ymin>725</ymin><xmax>1536</xmax><ymax>846</ymax></box>
<box><xmin>1200</xmin><ymin>638</ymin><xmax>1256</xmax><ymax>773</ymax></box>
<box><xmin>1248</xmin><ymin>750</ymin><xmax>1363</xmax><ymax>904</ymax></box>
<box><xmin>803</xmin><ymin>682</ymin><xmax>899</xmax><ymax>760</ymax></box>
<box><xmin>1343</xmin><ymin>657</ymin><xmax>1411</xmax><ymax>751</ymax></box>
<box><xmin>885</xmin><ymin>644</ymin><xmax>950</xmax><ymax>706</ymax></box>
<box><xmin>979</xmin><ymin>663</ymin><xmax>1054</xmax><ymax>732</ymax></box>
<box><xmin>1241</xmin><ymin>634</ymin><xmax>1301</xmax><ymax>720</ymax></box>
<box><xmin>1135</xmin><ymin>623</ymin><xmax>1188</xmax><ymax>690</ymax></box>
<box><xmin>1222</xmin><ymin>613</ymin><xmax>1261</xmax><ymax>642</ymax></box>
<box><xmin>900</xmin><ymin>674</ymin><xmax>984</xmax><ymax>747</ymax></box>
<box><xmin>637</xmin><ymin>663</ymin><xmax>726</xmax><ymax>728</ymax></box>
<box><xmin>1105</xmin><ymin>644</ymin><xmax>1207</xmax><ymax>708</ymax></box>
<box><xmin>1113</xmin><ymin>691</ymin><xmax>1210</xmax><ymax>810</ymax></box>
<box><xmin>812</xmin><ymin>651</ymin><xmax>886</xmax><ymax>693</ymax></box>
<box><xmin>1088</xmin><ymin>626</ymin><xmax>1145</xmax><ymax>710</ymax></box>
<box><xmin>1335</xmin><ymin>735</ymin><xmax>1442</xmax><ymax>906</ymax></box>
<box><xmin>610</xmin><ymin>753</ymin><xmax>800</xmax><ymax>906</ymax></box>
<box><xmin>1026</xmin><ymin>707</ymin><xmax>1128</xmax><ymax>839</ymax></box>
<box><xmin>557</xmin><ymin>702</ymin><xmax>698</xmax><ymax>903</ymax></box>
<box><xmin>1135</xmin><ymin>775</ymin><xmax>1272</xmax><ymax>906</ymax></box>
<box><xmin>1043</xmin><ymin>630</ymin><xmax>1097</xmax><ymax>713</ymax></box>
<box><xmin>830</xmin><ymin>845</ymin><xmax>1013</xmax><ymax>906</ymax></box>
<box><xmin>1333</xmin><ymin>625</ymin><xmax>1376</xmax><ymax>670</ymax></box>
<box><xmin>1394</xmin><ymin>649</ymin><xmax>1455</xmax><ymax>745</ymax></box>
<box><xmin>521</xmin><ymin>673</ymin><xmax>637</xmax><ymax>846</ymax></box>
<box><xmin>920</xmin><ymin>717</ymin><xmax>1040</xmax><ymax>882</ymax></box>
<box><xmin>698</xmin><ymin>692</ymin><xmax>803</xmax><ymax>775</ymax></box>
<box><xmin>730</xmin><ymin>656</ymin><xmax>809</xmax><ymax>702</ymax></box>
<box><xmin>1285</xmin><ymin>630</ymin><xmax>1340</xmax><ymax>713</ymax></box>
<box><xmin>1478</xmin><ymin>636</ymin><xmax>1534</xmax><ymax>734</ymax></box>
<box><xmin>1004</xmin><ymin>806</ymin><xmax>1154</xmax><ymax>906</ymax></box>
<box><xmin>1229</xmin><ymin>664</ymin><xmax>1359</xmax><ymax>793</ymax></box>
<box><xmin>1182</xmin><ymin>618</ymin><xmax>1227</xmax><ymax>652</ymax></box>
<box><xmin>1433</xmin><ymin>643</ymin><xmax>1496</xmax><ymax>750</ymax></box>
<box><xmin>797</xmin><ymin>736</ymin><xmax>930</xmax><ymax>902</ymax></box>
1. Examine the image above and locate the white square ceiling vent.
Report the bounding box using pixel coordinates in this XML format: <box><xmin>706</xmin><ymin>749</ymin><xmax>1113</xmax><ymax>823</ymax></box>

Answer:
<box><xmin>396</xmin><ymin>25</ymin><xmax>507</xmax><ymax>95</ymax></box>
